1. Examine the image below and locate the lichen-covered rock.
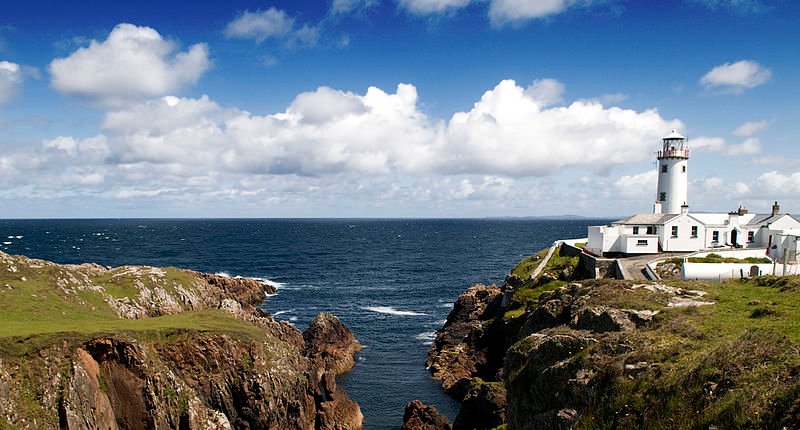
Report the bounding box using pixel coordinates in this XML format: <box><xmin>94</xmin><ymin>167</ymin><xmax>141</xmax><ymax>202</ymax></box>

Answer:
<box><xmin>401</xmin><ymin>400</ymin><xmax>452</xmax><ymax>430</ymax></box>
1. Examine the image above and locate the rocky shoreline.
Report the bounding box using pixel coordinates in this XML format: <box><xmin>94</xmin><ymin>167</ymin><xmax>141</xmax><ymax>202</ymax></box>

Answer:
<box><xmin>0</xmin><ymin>251</ymin><xmax>363</xmax><ymax>430</ymax></box>
<box><xmin>404</xmin><ymin>247</ymin><xmax>800</xmax><ymax>429</ymax></box>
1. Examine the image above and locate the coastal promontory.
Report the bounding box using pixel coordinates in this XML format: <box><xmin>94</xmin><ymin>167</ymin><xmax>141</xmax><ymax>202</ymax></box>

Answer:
<box><xmin>0</xmin><ymin>251</ymin><xmax>362</xmax><ymax>429</ymax></box>
<box><xmin>414</xmin><ymin>245</ymin><xmax>800</xmax><ymax>429</ymax></box>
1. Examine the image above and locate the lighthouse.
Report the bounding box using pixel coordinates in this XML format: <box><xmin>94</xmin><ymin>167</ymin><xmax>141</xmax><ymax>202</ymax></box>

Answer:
<box><xmin>654</xmin><ymin>130</ymin><xmax>689</xmax><ymax>215</ymax></box>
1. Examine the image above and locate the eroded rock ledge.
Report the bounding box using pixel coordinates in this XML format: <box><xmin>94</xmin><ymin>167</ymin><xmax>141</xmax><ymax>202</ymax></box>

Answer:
<box><xmin>0</xmin><ymin>251</ymin><xmax>362</xmax><ymax>430</ymax></box>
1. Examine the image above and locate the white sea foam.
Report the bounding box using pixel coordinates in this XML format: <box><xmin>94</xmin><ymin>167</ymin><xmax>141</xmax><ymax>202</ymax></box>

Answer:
<box><xmin>2</xmin><ymin>242</ymin><xmax>11</xmax><ymax>245</ymax></box>
<box><xmin>214</xmin><ymin>271</ymin><xmax>231</xmax><ymax>278</ymax></box>
<box><xmin>362</xmin><ymin>306</ymin><xmax>428</xmax><ymax>316</ymax></box>
<box><xmin>14</xmin><ymin>236</ymin><xmax>22</xmax><ymax>239</ymax></box>
<box><xmin>415</xmin><ymin>331</ymin><xmax>436</xmax><ymax>345</ymax></box>
<box><xmin>273</xmin><ymin>309</ymin><xmax>295</xmax><ymax>316</ymax></box>
<box><xmin>438</xmin><ymin>303</ymin><xmax>453</xmax><ymax>308</ymax></box>
<box><xmin>289</xmin><ymin>316</ymin><xmax>298</xmax><ymax>322</ymax></box>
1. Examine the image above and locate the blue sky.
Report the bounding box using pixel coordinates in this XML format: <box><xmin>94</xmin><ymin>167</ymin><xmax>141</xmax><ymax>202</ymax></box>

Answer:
<box><xmin>0</xmin><ymin>0</ymin><xmax>798</xmax><ymax>217</ymax></box>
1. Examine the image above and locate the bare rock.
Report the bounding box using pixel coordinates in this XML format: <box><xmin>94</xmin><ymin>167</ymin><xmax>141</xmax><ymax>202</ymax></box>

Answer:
<box><xmin>427</xmin><ymin>284</ymin><xmax>504</xmax><ymax>399</ymax></box>
<box><xmin>452</xmin><ymin>381</ymin><xmax>506</xmax><ymax>430</ymax></box>
<box><xmin>303</xmin><ymin>312</ymin><xmax>362</xmax><ymax>377</ymax></box>
<box><xmin>401</xmin><ymin>400</ymin><xmax>452</xmax><ymax>430</ymax></box>
<box><xmin>572</xmin><ymin>306</ymin><xmax>635</xmax><ymax>333</ymax></box>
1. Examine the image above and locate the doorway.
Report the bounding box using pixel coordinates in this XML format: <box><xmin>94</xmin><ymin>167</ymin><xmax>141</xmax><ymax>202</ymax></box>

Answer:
<box><xmin>731</xmin><ymin>230</ymin><xmax>739</xmax><ymax>248</ymax></box>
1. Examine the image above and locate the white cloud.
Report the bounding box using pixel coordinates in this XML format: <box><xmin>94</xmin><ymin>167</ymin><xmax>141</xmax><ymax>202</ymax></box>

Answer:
<box><xmin>49</xmin><ymin>24</ymin><xmax>210</xmax><ymax>106</ymax></box>
<box><xmin>9</xmin><ymin>79</ymin><xmax>683</xmax><ymax>214</ymax></box>
<box><xmin>225</xmin><ymin>8</ymin><xmax>294</xmax><ymax>42</ymax></box>
<box><xmin>613</xmin><ymin>170</ymin><xmax>657</xmax><ymax>200</ymax></box>
<box><xmin>725</xmin><ymin>137</ymin><xmax>761</xmax><ymax>155</ymax></box>
<box><xmin>524</xmin><ymin>78</ymin><xmax>564</xmax><ymax>107</ymax></box>
<box><xmin>691</xmin><ymin>135</ymin><xmax>760</xmax><ymax>156</ymax></box>
<box><xmin>693</xmin><ymin>0</ymin><xmax>769</xmax><ymax>14</ymax></box>
<box><xmin>733</xmin><ymin>119</ymin><xmax>769</xmax><ymax>137</ymax></box>
<box><xmin>398</xmin><ymin>0</ymin><xmax>472</xmax><ymax>14</ymax></box>
<box><xmin>700</xmin><ymin>60</ymin><xmax>771</xmax><ymax>93</ymax></box>
<box><xmin>488</xmin><ymin>0</ymin><xmax>589</xmax><ymax>25</ymax></box>
<box><xmin>444</xmin><ymin>79</ymin><xmax>679</xmax><ymax>176</ymax></box>
<box><xmin>331</xmin><ymin>0</ymin><xmax>378</xmax><ymax>14</ymax></box>
<box><xmin>224</xmin><ymin>8</ymin><xmax>320</xmax><ymax>47</ymax></box>
<box><xmin>84</xmin><ymin>80</ymin><xmax>678</xmax><ymax>178</ymax></box>
<box><xmin>691</xmin><ymin>136</ymin><xmax>726</xmax><ymax>152</ymax></box>
<box><xmin>0</xmin><ymin>61</ymin><xmax>22</xmax><ymax>104</ymax></box>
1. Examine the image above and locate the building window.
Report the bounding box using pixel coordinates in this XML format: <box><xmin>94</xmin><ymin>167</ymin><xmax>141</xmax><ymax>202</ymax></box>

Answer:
<box><xmin>691</xmin><ymin>226</ymin><xmax>698</xmax><ymax>238</ymax></box>
<box><xmin>748</xmin><ymin>231</ymin><xmax>754</xmax><ymax>243</ymax></box>
<box><xmin>637</xmin><ymin>239</ymin><xmax>648</xmax><ymax>246</ymax></box>
<box><xmin>633</xmin><ymin>226</ymin><xmax>639</xmax><ymax>235</ymax></box>
<box><xmin>647</xmin><ymin>226</ymin><xmax>656</xmax><ymax>235</ymax></box>
<box><xmin>682</xmin><ymin>165</ymin><xmax>686</xmax><ymax>172</ymax></box>
<box><xmin>661</xmin><ymin>165</ymin><xmax>668</xmax><ymax>173</ymax></box>
<box><xmin>659</xmin><ymin>192</ymin><xmax>667</xmax><ymax>201</ymax></box>
<box><xmin>712</xmin><ymin>231</ymin><xmax>719</xmax><ymax>242</ymax></box>
<box><xmin>671</xmin><ymin>226</ymin><xmax>678</xmax><ymax>238</ymax></box>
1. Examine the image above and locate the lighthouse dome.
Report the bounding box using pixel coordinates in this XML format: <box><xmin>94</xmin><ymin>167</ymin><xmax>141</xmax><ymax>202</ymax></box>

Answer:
<box><xmin>663</xmin><ymin>129</ymin><xmax>685</xmax><ymax>140</ymax></box>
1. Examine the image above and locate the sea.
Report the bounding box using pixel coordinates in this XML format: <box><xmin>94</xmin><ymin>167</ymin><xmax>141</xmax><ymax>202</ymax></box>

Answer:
<box><xmin>0</xmin><ymin>218</ymin><xmax>608</xmax><ymax>429</ymax></box>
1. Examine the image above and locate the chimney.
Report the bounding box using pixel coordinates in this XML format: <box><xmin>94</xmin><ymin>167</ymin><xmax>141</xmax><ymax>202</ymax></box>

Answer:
<box><xmin>681</xmin><ymin>203</ymin><xmax>689</xmax><ymax>214</ymax></box>
<box><xmin>737</xmin><ymin>205</ymin><xmax>748</xmax><ymax>215</ymax></box>
<box><xmin>653</xmin><ymin>201</ymin><xmax>662</xmax><ymax>215</ymax></box>
<box><xmin>772</xmin><ymin>201</ymin><xmax>780</xmax><ymax>217</ymax></box>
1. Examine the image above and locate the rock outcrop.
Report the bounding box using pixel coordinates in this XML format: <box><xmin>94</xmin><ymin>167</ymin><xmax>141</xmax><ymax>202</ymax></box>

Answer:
<box><xmin>424</xmin><ymin>263</ymin><xmax>800</xmax><ymax>430</ymax></box>
<box><xmin>303</xmin><ymin>313</ymin><xmax>364</xmax><ymax>430</ymax></box>
<box><xmin>303</xmin><ymin>312</ymin><xmax>362</xmax><ymax>377</ymax></box>
<box><xmin>401</xmin><ymin>400</ymin><xmax>452</xmax><ymax>430</ymax></box>
<box><xmin>426</xmin><ymin>284</ymin><xmax>505</xmax><ymax>399</ymax></box>
<box><xmin>0</xmin><ymin>251</ymin><xmax>362</xmax><ymax>430</ymax></box>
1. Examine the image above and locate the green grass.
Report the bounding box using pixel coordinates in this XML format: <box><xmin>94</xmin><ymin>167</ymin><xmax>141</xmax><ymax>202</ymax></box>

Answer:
<box><xmin>510</xmin><ymin>248</ymin><xmax>550</xmax><ymax>279</ymax></box>
<box><xmin>658</xmin><ymin>253</ymin><xmax>771</xmax><ymax>269</ymax></box>
<box><xmin>572</xmin><ymin>275</ymin><xmax>800</xmax><ymax>429</ymax></box>
<box><xmin>0</xmin><ymin>254</ymin><xmax>266</xmax><ymax>356</ymax></box>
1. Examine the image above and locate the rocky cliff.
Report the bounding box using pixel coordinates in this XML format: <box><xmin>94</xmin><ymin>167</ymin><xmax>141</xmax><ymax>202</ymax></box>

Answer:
<box><xmin>0</xmin><ymin>251</ymin><xmax>362</xmax><ymax>430</ymax></box>
<box><xmin>412</xmin><ymin>246</ymin><xmax>800</xmax><ymax>429</ymax></box>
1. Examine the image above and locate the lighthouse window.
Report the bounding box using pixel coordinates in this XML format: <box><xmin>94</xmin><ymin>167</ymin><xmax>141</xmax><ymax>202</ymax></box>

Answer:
<box><xmin>682</xmin><ymin>166</ymin><xmax>686</xmax><ymax>173</ymax></box>
<box><xmin>659</xmin><ymin>192</ymin><xmax>667</xmax><ymax>201</ymax></box>
<box><xmin>671</xmin><ymin>226</ymin><xmax>678</xmax><ymax>238</ymax></box>
<box><xmin>661</xmin><ymin>165</ymin><xmax>668</xmax><ymax>173</ymax></box>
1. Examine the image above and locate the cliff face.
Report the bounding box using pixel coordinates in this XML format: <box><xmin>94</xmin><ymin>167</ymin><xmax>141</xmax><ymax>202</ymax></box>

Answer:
<box><xmin>421</xmin><ymin>247</ymin><xmax>800</xmax><ymax>430</ymax></box>
<box><xmin>0</xmin><ymin>251</ymin><xmax>362</xmax><ymax>430</ymax></box>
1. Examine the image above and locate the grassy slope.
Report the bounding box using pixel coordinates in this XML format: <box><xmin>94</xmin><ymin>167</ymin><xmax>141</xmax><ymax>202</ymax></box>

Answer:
<box><xmin>0</xmin><ymin>254</ymin><xmax>265</xmax><ymax>355</ymax></box>
<box><xmin>505</xmin><ymin>248</ymin><xmax>800</xmax><ymax>429</ymax></box>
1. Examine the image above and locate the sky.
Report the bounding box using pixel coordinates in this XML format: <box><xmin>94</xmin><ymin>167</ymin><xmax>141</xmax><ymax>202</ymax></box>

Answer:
<box><xmin>0</xmin><ymin>0</ymin><xmax>798</xmax><ymax>218</ymax></box>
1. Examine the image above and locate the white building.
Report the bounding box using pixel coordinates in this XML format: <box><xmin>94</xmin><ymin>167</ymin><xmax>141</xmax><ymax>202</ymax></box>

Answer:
<box><xmin>586</xmin><ymin>131</ymin><xmax>800</xmax><ymax>261</ymax></box>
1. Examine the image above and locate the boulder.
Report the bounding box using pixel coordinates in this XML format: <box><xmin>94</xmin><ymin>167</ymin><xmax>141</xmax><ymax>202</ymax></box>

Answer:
<box><xmin>303</xmin><ymin>312</ymin><xmax>362</xmax><ymax>376</ymax></box>
<box><xmin>401</xmin><ymin>400</ymin><xmax>452</xmax><ymax>430</ymax></box>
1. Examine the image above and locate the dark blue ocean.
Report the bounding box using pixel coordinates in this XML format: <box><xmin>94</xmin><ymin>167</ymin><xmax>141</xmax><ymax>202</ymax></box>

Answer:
<box><xmin>0</xmin><ymin>218</ymin><xmax>605</xmax><ymax>428</ymax></box>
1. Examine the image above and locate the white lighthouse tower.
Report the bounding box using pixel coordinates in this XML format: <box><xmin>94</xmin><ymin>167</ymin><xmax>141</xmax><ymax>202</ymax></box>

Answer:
<box><xmin>654</xmin><ymin>130</ymin><xmax>689</xmax><ymax>215</ymax></box>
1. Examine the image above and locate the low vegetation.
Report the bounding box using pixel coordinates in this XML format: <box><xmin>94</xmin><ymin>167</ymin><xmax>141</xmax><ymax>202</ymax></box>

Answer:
<box><xmin>0</xmin><ymin>253</ymin><xmax>267</xmax><ymax>356</ymax></box>
<box><xmin>571</xmin><ymin>275</ymin><xmax>800</xmax><ymax>429</ymax></box>
<box><xmin>658</xmin><ymin>253</ymin><xmax>771</xmax><ymax>269</ymax></box>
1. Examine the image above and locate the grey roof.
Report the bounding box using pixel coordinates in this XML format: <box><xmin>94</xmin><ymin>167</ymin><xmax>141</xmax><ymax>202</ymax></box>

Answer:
<box><xmin>612</xmin><ymin>213</ymin><xmax>681</xmax><ymax>225</ymax></box>
<box><xmin>742</xmin><ymin>213</ymin><xmax>778</xmax><ymax>226</ymax></box>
